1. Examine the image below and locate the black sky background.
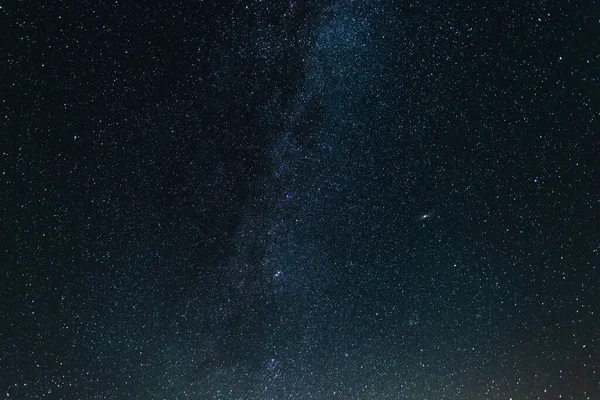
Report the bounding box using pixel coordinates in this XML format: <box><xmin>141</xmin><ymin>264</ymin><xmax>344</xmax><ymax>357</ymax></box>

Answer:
<box><xmin>1</xmin><ymin>0</ymin><xmax>599</xmax><ymax>399</ymax></box>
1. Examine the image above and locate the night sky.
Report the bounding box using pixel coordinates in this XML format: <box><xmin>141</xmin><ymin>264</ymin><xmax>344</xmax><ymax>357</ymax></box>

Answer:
<box><xmin>1</xmin><ymin>1</ymin><xmax>599</xmax><ymax>399</ymax></box>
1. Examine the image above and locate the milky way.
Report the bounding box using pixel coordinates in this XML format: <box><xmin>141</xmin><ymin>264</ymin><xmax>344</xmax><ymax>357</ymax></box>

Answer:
<box><xmin>2</xmin><ymin>0</ymin><xmax>598</xmax><ymax>398</ymax></box>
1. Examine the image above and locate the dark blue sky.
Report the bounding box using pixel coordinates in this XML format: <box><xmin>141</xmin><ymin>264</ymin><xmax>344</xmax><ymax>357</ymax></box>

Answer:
<box><xmin>1</xmin><ymin>0</ymin><xmax>598</xmax><ymax>398</ymax></box>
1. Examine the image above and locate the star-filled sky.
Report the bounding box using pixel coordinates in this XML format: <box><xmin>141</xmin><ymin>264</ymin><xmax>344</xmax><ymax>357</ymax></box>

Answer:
<box><xmin>1</xmin><ymin>0</ymin><xmax>599</xmax><ymax>399</ymax></box>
